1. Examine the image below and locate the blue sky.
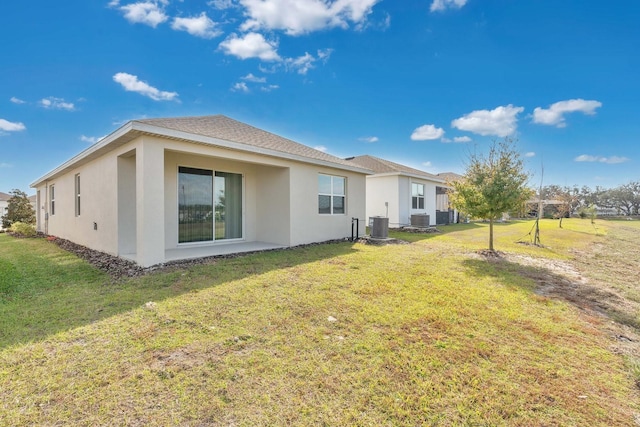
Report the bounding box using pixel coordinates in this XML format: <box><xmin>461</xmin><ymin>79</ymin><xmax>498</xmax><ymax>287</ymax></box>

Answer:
<box><xmin>2</xmin><ymin>0</ymin><xmax>639</xmax><ymax>194</ymax></box>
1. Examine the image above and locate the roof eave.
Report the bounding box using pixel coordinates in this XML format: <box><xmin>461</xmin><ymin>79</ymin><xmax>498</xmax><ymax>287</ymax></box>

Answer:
<box><xmin>130</xmin><ymin>122</ymin><xmax>373</xmax><ymax>175</ymax></box>
<box><xmin>30</xmin><ymin>121</ymin><xmax>135</xmax><ymax>187</ymax></box>
<box><xmin>31</xmin><ymin>121</ymin><xmax>372</xmax><ymax>188</ymax></box>
<box><xmin>367</xmin><ymin>171</ymin><xmax>445</xmax><ymax>184</ymax></box>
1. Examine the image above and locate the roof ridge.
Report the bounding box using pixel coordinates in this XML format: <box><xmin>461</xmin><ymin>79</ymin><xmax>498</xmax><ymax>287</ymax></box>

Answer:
<box><xmin>347</xmin><ymin>154</ymin><xmax>441</xmax><ymax>179</ymax></box>
<box><xmin>136</xmin><ymin>114</ymin><xmax>225</xmax><ymax>123</ymax></box>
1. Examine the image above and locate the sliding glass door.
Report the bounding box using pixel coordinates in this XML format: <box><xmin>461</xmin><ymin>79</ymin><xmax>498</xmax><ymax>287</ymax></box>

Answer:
<box><xmin>178</xmin><ymin>166</ymin><xmax>242</xmax><ymax>243</ymax></box>
<box><xmin>215</xmin><ymin>172</ymin><xmax>243</xmax><ymax>240</ymax></box>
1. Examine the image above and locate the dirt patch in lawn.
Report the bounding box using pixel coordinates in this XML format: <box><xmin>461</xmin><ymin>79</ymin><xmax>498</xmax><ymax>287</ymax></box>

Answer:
<box><xmin>477</xmin><ymin>250</ymin><xmax>640</xmax><ymax>368</ymax></box>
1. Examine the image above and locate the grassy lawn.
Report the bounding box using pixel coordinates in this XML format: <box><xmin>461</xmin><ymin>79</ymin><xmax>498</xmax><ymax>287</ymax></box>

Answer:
<box><xmin>1</xmin><ymin>219</ymin><xmax>639</xmax><ymax>425</ymax></box>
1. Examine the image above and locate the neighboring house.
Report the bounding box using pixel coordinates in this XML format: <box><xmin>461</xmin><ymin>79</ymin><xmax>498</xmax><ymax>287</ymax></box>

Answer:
<box><xmin>436</xmin><ymin>172</ymin><xmax>463</xmax><ymax>223</ymax></box>
<box><xmin>28</xmin><ymin>194</ymin><xmax>37</xmax><ymax>212</ymax></box>
<box><xmin>1</xmin><ymin>193</ymin><xmax>37</xmax><ymax>229</ymax></box>
<box><xmin>345</xmin><ymin>155</ymin><xmax>458</xmax><ymax>227</ymax></box>
<box><xmin>0</xmin><ymin>192</ymin><xmax>10</xmax><ymax>229</ymax></box>
<box><xmin>31</xmin><ymin>115</ymin><xmax>370</xmax><ymax>267</ymax></box>
<box><xmin>525</xmin><ymin>198</ymin><xmax>566</xmax><ymax>218</ymax></box>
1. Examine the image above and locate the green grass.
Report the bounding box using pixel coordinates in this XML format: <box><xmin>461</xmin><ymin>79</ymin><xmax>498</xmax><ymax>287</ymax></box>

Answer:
<box><xmin>1</xmin><ymin>220</ymin><xmax>639</xmax><ymax>426</ymax></box>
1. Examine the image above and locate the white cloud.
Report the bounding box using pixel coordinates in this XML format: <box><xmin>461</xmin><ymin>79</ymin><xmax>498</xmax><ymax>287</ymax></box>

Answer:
<box><xmin>231</xmin><ymin>82</ymin><xmax>250</xmax><ymax>92</ymax></box>
<box><xmin>430</xmin><ymin>0</ymin><xmax>468</xmax><ymax>12</ymax></box>
<box><xmin>314</xmin><ymin>145</ymin><xmax>328</xmax><ymax>152</ymax></box>
<box><xmin>118</xmin><ymin>1</ymin><xmax>168</xmax><ymax>27</ymax></box>
<box><xmin>286</xmin><ymin>52</ymin><xmax>315</xmax><ymax>74</ymax></box>
<box><xmin>10</xmin><ymin>97</ymin><xmax>26</xmax><ymax>104</ymax></box>
<box><xmin>258</xmin><ymin>64</ymin><xmax>278</xmax><ymax>73</ymax></box>
<box><xmin>0</xmin><ymin>119</ymin><xmax>26</xmax><ymax>132</ymax></box>
<box><xmin>358</xmin><ymin>136</ymin><xmax>378</xmax><ymax>143</ymax></box>
<box><xmin>451</xmin><ymin>104</ymin><xmax>524</xmax><ymax>137</ymax></box>
<box><xmin>411</xmin><ymin>124</ymin><xmax>445</xmax><ymax>141</ymax></box>
<box><xmin>219</xmin><ymin>32</ymin><xmax>281</xmax><ymax>61</ymax></box>
<box><xmin>525</xmin><ymin>152</ymin><xmax>536</xmax><ymax>158</ymax></box>
<box><xmin>208</xmin><ymin>0</ymin><xmax>235</xmax><ymax>9</ymax></box>
<box><xmin>241</xmin><ymin>73</ymin><xmax>267</xmax><ymax>83</ymax></box>
<box><xmin>286</xmin><ymin>48</ymin><xmax>333</xmax><ymax>74</ymax></box>
<box><xmin>239</xmin><ymin>0</ymin><xmax>380</xmax><ymax>36</ymax></box>
<box><xmin>39</xmin><ymin>97</ymin><xmax>75</xmax><ymax>111</ymax></box>
<box><xmin>317</xmin><ymin>48</ymin><xmax>333</xmax><ymax>62</ymax></box>
<box><xmin>422</xmin><ymin>161</ymin><xmax>432</xmax><ymax>168</ymax></box>
<box><xmin>172</xmin><ymin>12</ymin><xmax>222</xmax><ymax>38</ymax></box>
<box><xmin>80</xmin><ymin>135</ymin><xmax>106</xmax><ymax>144</ymax></box>
<box><xmin>532</xmin><ymin>99</ymin><xmax>602</xmax><ymax>128</ymax></box>
<box><xmin>260</xmin><ymin>84</ymin><xmax>280</xmax><ymax>92</ymax></box>
<box><xmin>453</xmin><ymin>136</ymin><xmax>472</xmax><ymax>143</ymax></box>
<box><xmin>235</xmin><ymin>74</ymin><xmax>279</xmax><ymax>92</ymax></box>
<box><xmin>574</xmin><ymin>154</ymin><xmax>629</xmax><ymax>164</ymax></box>
<box><xmin>113</xmin><ymin>72</ymin><xmax>179</xmax><ymax>101</ymax></box>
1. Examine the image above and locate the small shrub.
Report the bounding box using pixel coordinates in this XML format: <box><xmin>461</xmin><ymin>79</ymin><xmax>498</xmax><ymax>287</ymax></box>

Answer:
<box><xmin>9</xmin><ymin>221</ymin><xmax>37</xmax><ymax>237</ymax></box>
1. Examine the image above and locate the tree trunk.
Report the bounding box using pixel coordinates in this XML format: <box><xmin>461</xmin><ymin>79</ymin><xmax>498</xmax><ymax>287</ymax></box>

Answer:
<box><xmin>559</xmin><ymin>216</ymin><xmax>563</xmax><ymax>228</ymax></box>
<box><xmin>489</xmin><ymin>218</ymin><xmax>494</xmax><ymax>251</ymax></box>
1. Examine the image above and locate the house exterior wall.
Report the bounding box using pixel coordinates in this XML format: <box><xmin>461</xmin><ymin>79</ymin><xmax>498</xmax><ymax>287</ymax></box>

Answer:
<box><xmin>255</xmin><ymin>165</ymin><xmax>290</xmax><ymax>245</ymax></box>
<box><xmin>364</xmin><ymin>174</ymin><xmax>439</xmax><ymax>228</ymax></box>
<box><xmin>33</xmin><ymin>145</ymin><xmax>125</xmax><ymax>256</ymax></box>
<box><xmin>160</xmin><ymin>137</ymin><xmax>365</xmax><ymax>248</ymax></box>
<box><xmin>399</xmin><ymin>176</ymin><xmax>438</xmax><ymax>227</ymax></box>
<box><xmin>289</xmin><ymin>165</ymin><xmax>366</xmax><ymax>246</ymax></box>
<box><xmin>365</xmin><ymin>175</ymin><xmax>401</xmax><ymax>226</ymax></box>
<box><xmin>34</xmin><ymin>133</ymin><xmax>367</xmax><ymax>266</ymax></box>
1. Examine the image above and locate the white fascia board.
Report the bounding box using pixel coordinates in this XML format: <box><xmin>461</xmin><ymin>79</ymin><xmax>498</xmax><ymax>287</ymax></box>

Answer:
<box><xmin>367</xmin><ymin>171</ymin><xmax>445</xmax><ymax>184</ymax></box>
<box><xmin>30</xmin><ymin>122</ymin><xmax>134</xmax><ymax>187</ymax></box>
<box><xmin>131</xmin><ymin>122</ymin><xmax>374</xmax><ymax>175</ymax></box>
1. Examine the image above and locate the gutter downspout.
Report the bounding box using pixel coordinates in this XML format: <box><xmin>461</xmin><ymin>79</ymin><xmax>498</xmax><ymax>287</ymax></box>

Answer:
<box><xmin>44</xmin><ymin>181</ymin><xmax>49</xmax><ymax>235</ymax></box>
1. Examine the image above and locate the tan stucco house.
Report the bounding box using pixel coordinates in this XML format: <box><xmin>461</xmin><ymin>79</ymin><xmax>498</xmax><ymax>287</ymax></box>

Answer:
<box><xmin>31</xmin><ymin>115</ymin><xmax>370</xmax><ymax>267</ymax></box>
<box><xmin>345</xmin><ymin>155</ymin><xmax>458</xmax><ymax>227</ymax></box>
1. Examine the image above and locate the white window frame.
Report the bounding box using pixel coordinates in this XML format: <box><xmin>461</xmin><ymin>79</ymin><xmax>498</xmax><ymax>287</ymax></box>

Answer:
<box><xmin>318</xmin><ymin>174</ymin><xmax>346</xmax><ymax>215</ymax></box>
<box><xmin>411</xmin><ymin>182</ymin><xmax>425</xmax><ymax>210</ymax></box>
<box><xmin>50</xmin><ymin>185</ymin><xmax>55</xmax><ymax>216</ymax></box>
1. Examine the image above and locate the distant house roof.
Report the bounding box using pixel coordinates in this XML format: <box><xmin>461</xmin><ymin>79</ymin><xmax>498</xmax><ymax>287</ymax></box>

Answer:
<box><xmin>0</xmin><ymin>192</ymin><xmax>37</xmax><ymax>202</ymax></box>
<box><xmin>527</xmin><ymin>198</ymin><xmax>565</xmax><ymax>206</ymax></box>
<box><xmin>32</xmin><ymin>115</ymin><xmax>371</xmax><ymax>186</ymax></box>
<box><xmin>436</xmin><ymin>172</ymin><xmax>463</xmax><ymax>182</ymax></box>
<box><xmin>345</xmin><ymin>155</ymin><xmax>444</xmax><ymax>183</ymax></box>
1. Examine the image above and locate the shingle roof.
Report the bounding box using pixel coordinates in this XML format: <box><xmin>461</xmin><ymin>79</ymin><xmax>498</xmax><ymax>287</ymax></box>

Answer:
<box><xmin>0</xmin><ymin>192</ymin><xmax>36</xmax><ymax>201</ymax></box>
<box><xmin>345</xmin><ymin>155</ymin><xmax>443</xmax><ymax>181</ymax></box>
<box><xmin>136</xmin><ymin>115</ymin><xmax>360</xmax><ymax>169</ymax></box>
<box><xmin>32</xmin><ymin>115</ymin><xmax>371</xmax><ymax>186</ymax></box>
<box><xmin>436</xmin><ymin>172</ymin><xmax>463</xmax><ymax>182</ymax></box>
